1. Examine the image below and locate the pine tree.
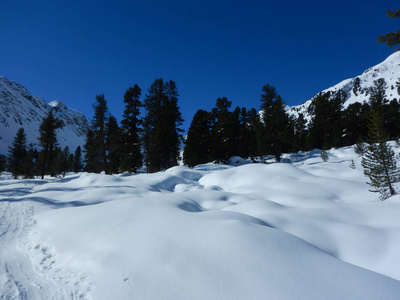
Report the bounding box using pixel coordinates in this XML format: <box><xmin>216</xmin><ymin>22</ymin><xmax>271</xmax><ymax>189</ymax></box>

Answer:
<box><xmin>354</xmin><ymin>136</ymin><xmax>367</xmax><ymax>156</ymax></box>
<box><xmin>142</xmin><ymin>79</ymin><xmax>183</xmax><ymax>172</ymax></box>
<box><xmin>120</xmin><ymin>84</ymin><xmax>142</xmax><ymax>173</ymax></box>
<box><xmin>106</xmin><ymin>115</ymin><xmax>122</xmax><ymax>174</ymax></box>
<box><xmin>321</xmin><ymin>149</ymin><xmax>329</xmax><ymax>162</ymax></box>
<box><xmin>8</xmin><ymin>127</ymin><xmax>27</xmax><ymax>179</ymax></box>
<box><xmin>183</xmin><ymin>109</ymin><xmax>212</xmax><ymax>167</ymax></box>
<box><xmin>361</xmin><ymin>110</ymin><xmax>400</xmax><ymax>200</ymax></box>
<box><xmin>38</xmin><ymin>110</ymin><xmax>63</xmax><ymax>179</ymax></box>
<box><xmin>308</xmin><ymin>91</ymin><xmax>345</xmax><ymax>149</ymax></box>
<box><xmin>260</xmin><ymin>85</ymin><xmax>293</xmax><ymax>161</ymax></box>
<box><xmin>0</xmin><ymin>155</ymin><xmax>7</xmax><ymax>173</ymax></box>
<box><xmin>91</xmin><ymin>94</ymin><xmax>109</xmax><ymax>172</ymax></box>
<box><xmin>350</xmin><ymin>160</ymin><xmax>356</xmax><ymax>169</ymax></box>
<box><xmin>377</xmin><ymin>9</ymin><xmax>400</xmax><ymax>50</ymax></box>
<box><xmin>210</xmin><ymin>97</ymin><xmax>234</xmax><ymax>163</ymax></box>
<box><xmin>73</xmin><ymin>146</ymin><xmax>82</xmax><ymax>173</ymax></box>
<box><xmin>83</xmin><ymin>129</ymin><xmax>99</xmax><ymax>173</ymax></box>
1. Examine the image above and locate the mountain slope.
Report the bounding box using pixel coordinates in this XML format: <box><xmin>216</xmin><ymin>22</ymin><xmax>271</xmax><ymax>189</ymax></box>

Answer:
<box><xmin>0</xmin><ymin>76</ymin><xmax>90</xmax><ymax>155</ymax></box>
<box><xmin>289</xmin><ymin>51</ymin><xmax>400</xmax><ymax>119</ymax></box>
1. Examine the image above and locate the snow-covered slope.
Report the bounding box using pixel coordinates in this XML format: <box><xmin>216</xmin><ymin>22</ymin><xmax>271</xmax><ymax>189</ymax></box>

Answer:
<box><xmin>289</xmin><ymin>51</ymin><xmax>400</xmax><ymax>119</ymax></box>
<box><xmin>0</xmin><ymin>76</ymin><xmax>90</xmax><ymax>154</ymax></box>
<box><xmin>1</xmin><ymin>146</ymin><xmax>400</xmax><ymax>299</ymax></box>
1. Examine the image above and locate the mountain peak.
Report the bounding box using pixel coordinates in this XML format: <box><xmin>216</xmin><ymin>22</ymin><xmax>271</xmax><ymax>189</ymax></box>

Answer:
<box><xmin>0</xmin><ymin>76</ymin><xmax>90</xmax><ymax>154</ymax></box>
<box><xmin>289</xmin><ymin>52</ymin><xmax>400</xmax><ymax>120</ymax></box>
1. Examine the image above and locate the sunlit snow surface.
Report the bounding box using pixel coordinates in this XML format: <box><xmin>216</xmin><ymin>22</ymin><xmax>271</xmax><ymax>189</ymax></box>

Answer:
<box><xmin>1</xmin><ymin>146</ymin><xmax>400</xmax><ymax>299</ymax></box>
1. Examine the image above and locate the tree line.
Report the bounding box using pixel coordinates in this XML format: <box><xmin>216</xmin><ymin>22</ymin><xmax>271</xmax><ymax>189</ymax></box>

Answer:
<box><xmin>183</xmin><ymin>78</ymin><xmax>400</xmax><ymax>167</ymax></box>
<box><xmin>2</xmin><ymin>110</ymin><xmax>83</xmax><ymax>179</ymax></box>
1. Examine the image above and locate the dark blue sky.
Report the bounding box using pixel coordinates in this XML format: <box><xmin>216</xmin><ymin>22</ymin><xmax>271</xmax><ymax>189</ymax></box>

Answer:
<box><xmin>1</xmin><ymin>0</ymin><xmax>397</xmax><ymax>131</ymax></box>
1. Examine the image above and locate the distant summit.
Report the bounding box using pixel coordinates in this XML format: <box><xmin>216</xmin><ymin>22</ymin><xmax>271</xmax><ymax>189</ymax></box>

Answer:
<box><xmin>289</xmin><ymin>51</ymin><xmax>400</xmax><ymax>120</ymax></box>
<box><xmin>0</xmin><ymin>76</ymin><xmax>90</xmax><ymax>154</ymax></box>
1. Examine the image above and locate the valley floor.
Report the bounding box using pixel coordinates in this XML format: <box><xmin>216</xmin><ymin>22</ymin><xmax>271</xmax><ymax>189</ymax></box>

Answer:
<box><xmin>1</xmin><ymin>146</ymin><xmax>400</xmax><ymax>299</ymax></box>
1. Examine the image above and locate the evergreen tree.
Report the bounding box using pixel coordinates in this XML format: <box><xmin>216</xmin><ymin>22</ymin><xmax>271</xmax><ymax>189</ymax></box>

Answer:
<box><xmin>352</xmin><ymin>77</ymin><xmax>362</xmax><ymax>96</ymax></box>
<box><xmin>73</xmin><ymin>146</ymin><xmax>82</xmax><ymax>173</ymax></box>
<box><xmin>246</xmin><ymin>108</ymin><xmax>264</xmax><ymax>160</ymax></box>
<box><xmin>91</xmin><ymin>94</ymin><xmax>109</xmax><ymax>172</ymax></box>
<box><xmin>308</xmin><ymin>91</ymin><xmax>345</xmax><ymax>149</ymax></box>
<box><xmin>106</xmin><ymin>115</ymin><xmax>122</xmax><ymax>174</ymax></box>
<box><xmin>120</xmin><ymin>84</ymin><xmax>142</xmax><ymax>173</ymax></box>
<box><xmin>350</xmin><ymin>160</ymin><xmax>356</xmax><ymax>169</ymax></box>
<box><xmin>210</xmin><ymin>97</ymin><xmax>234</xmax><ymax>163</ymax></box>
<box><xmin>369</xmin><ymin>78</ymin><xmax>388</xmax><ymax>111</ymax></box>
<box><xmin>342</xmin><ymin>102</ymin><xmax>370</xmax><ymax>146</ymax></box>
<box><xmin>354</xmin><ymin>136</ymin><xmax>367</xmax><ymax>156</ymax></box>
<box><xmin>361</xmin><ymin>110</ymin><xmax>400</xmax><ymax>200</ymax></box>
<box><xmin>8</xmin><ymin>127</ymin><xmax>27</xmax><ymax>179</ymax></box>
<box><xmin>83</xmin><ymin>129</ymin><xmax>99</xmax><ymax>173</ymax></box>
<box><xmin>183</xmin><ymin>109</ymin><xmax>212</xmax><ymax>167</ymax></box>
<box><xmin>260</xmin><ymin>84</ymin><xmax>293</xmax><ymax>161</ymax></box>
<box><xmin>38</xmin><ymin>110</ymin><xmax>63</xmax><ymax>179</ymax></box>
<box><xmin>0</xmin><ymin>155</ymin><xmax>7</xmax><ymax>173</ymax></box>
<box><xmin>321</xmin><ymin>149</ymin><xmax>329</xmax><ymax>162</ymax></box>
<box><xmin>142</xmin><ymin>79</ymin><xmax>183</xmax><ymax>172</ymax></box>
<box><xmin>293</xmin><ymin>113</ymin><xmax>308</xmax><ymax>151</ymax></box>
<box><xmin>377</xmin><ymin>9</ymin><xmax>400</xmax><ymax>50</ymax></box>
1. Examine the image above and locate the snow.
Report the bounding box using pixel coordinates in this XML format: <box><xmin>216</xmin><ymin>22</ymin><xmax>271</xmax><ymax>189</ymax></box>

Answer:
<box><xmin>1</xmin><ymin>146</ymin><xmax>400</xmax><ymax>299</ymax></box>
<box><xmin>0</xmin><ymin>76</ymin><xmax>90</xmax><ymax>155</ymax></box>
<box><xmin>289</xmin><ymin>51</ymin><xmax>400</xmax><ymax>121</ymax></box>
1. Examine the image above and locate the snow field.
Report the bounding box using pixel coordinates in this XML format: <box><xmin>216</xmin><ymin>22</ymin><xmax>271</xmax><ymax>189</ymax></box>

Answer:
<box><xmin>1</xmin><ymin>145</ymin><xmax>400</xmax><ymax>299</ymax></box>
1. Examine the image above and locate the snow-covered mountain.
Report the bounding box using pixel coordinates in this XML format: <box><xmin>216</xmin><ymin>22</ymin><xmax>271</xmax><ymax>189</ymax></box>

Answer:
<box><xmin>289</xmin><ymin>51</ymin><xmax>400</xmax><ymax>120</ymax></box>
<box><xmin>0</xmin><ymin>76</ymin><xmax>90</xmax><ymax>154</ymax></box>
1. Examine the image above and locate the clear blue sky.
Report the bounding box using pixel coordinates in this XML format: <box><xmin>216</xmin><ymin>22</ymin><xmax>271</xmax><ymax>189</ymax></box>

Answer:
<box><xmin>1</xmin><ymin>0</ymin><xmax>397</xmax><ymax>131</ymax></box>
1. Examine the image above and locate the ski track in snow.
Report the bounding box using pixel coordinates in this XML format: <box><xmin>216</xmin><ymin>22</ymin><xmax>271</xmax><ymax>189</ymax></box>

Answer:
<box><xmin>0</xmin><ymin>182</ymin><xmax>92</xmax><ymax>300</ymax></box>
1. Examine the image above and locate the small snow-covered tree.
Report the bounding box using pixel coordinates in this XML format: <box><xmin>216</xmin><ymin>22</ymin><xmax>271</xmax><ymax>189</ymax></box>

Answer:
<box><xmin>361</xmin><ymin>111</ymin><xmax>400</xmax><ymax>200</ymax></box>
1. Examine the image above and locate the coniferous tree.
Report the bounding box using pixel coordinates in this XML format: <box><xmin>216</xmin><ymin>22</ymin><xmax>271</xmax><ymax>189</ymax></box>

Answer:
<box><xmin>91</xmin><ymin>94</ymin><xmax>109</xmax><ymax>172</ymax></box>
<box><xmin>25</xmin><ymin>144</ymin><xmax>38</xmax><ymax>178</ymax></box>
<box><xmin>38</xmin><ymin>110</ymin><xmax>63</xmax><ymax>179</ymax></box>
<box><xmin>83</xmin><ymin>129</ymin><xmax>99</xmax><ymax>173</ymax></box>
<box><xmin>361</xmin><ymin>110</ymin><xmax>400</xmax><ymax>200</ymax></box>
<box><xmin>183</xmin><ymin>109</ymin><xmax>213</xmax><ymax>167</ymax></box>
<box><xmin>354</xmin><ymin>136</ymin><xmax>367</xmax><ymax>157</ymax></box>
<box><xmin>0</xmin><ymin>155</ymin><xmax>6</xmax><ymax>173</ymax></box>
<box><xmin>246</xmin><ymin>108</ymin><xmax>264</xmax><ymax>160</ymax></box>
<box><xmin>106</xmin><ymin>115</ymin><xmax>122</xmax><ymax>174</ymax></box>
<box><xmin>210</xmin><ymin>97</ymin><xmax>234</xmax><ymax>163</ymax></box>
<box><xmin>260</xmin><ymin>84</ymin><xmax>293</xmax><ymax>161</ymax></box>
<box><xmin>73</xmin><ymin>146</ymin><xmax>82</xmax><ymax>173</ymax></box>
<box><xmin>353</xmin><ymin>77</ymin><xmax>362</xmax><ymax>96</ymax></box>
<box><xmin>377</xmin><ymin>9</ymin><xmax>400</xmax><ymax>50</ymax></box>
<box><xmin>342</xmin><ymin>102</ymin><xmax>370</xmax><ymax>146</ymax></box>
<box><xmin>120</xmin><ymin>84</ymin><xmax>142</xmax><ymax>173</ymax></box>
<box><xmin>8</xmin><ymin>127</ymin><xmax>27</xmax><ymax>179</ymax></box>
<box><xmin>293</xmin><ymin>113</ymin><xmax>308</xmax><ymax>151</ymax></box>
<box><xmin>143</xmin><ymin>79</ymin><xmax>183</xmax><ymax>172</ymax></box>
<box><xmin>308</xmin><ymin>91</ymin><xmax>345</xmax><ymax>149</ymax></box>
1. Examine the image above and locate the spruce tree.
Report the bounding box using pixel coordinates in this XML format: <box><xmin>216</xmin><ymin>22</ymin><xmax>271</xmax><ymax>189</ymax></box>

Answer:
<box><xmin>120</xmin><ymin>84</ymin><xmax>142</xmax><ymax>173</ymax></box>
<box><xmin>361</xmin><ymin>110</ymin><xmax>400</xmax><ymax>200</ymax></box>
<box><xmin>8</xmin><ymin>127</ymin><xmax>27</xmax><ymax>179</ymax></box>
<box><xmin>183</xmin><ymin>109</ymin><xmax>212</xmax><ymax>167</ymax></box>
<box><xmin>38</xmin><ymin>110</ymin><xmax>63</xmax><ymax>179</ymax></box>
<box><xmin>83</xmin><ymin>129</ymin><xmax>99</xmax><ymax>173</ymax></box>
<box><xmin>142</xmin><ymin>79</ymin><xmax>183</xmax><ymax>172</ymax></box>
<box><xmin>106</xmin><ymin>115</ymin><xmax>122</xmax><ymax>174</ymax></box>
<box><xmin>73</xmin><ymin>146</ymin><xmax>82</xmax><ymax>173</ymax></box>
<box><xmin>260</xmin><ymin>85</ymin><xmax>293</xmax><ymax>161</ymax></box>
<box><xmin>210</xmin><ymin>97</ymin><xmax>234</xmax><ymax>163</ymax></box>
<box><xmin>91</xmin><ymin>94</ymin><xmax>109</xmax><ymax>172</ymax></box>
